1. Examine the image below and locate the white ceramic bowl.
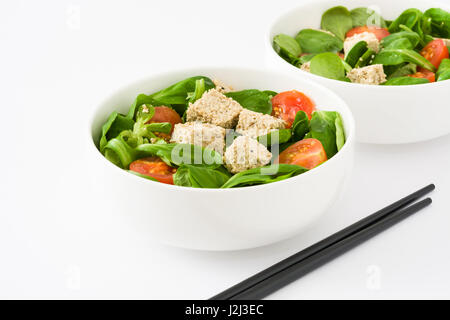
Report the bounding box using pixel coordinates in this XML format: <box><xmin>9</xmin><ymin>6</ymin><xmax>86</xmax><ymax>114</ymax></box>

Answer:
<box><xmin>266</xmin><ymin>0</ymin><xmax>450</xmax><ymax>144</ymax></box>
<box><xmin>87</xmin><ymin>67</ymin><xmax>355</xmax><ymax>251</ymax></box>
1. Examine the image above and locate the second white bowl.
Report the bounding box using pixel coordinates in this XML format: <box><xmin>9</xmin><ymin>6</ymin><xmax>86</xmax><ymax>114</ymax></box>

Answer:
<box><xmin>266</xmin><ymin>0</ymin><xmax>450</xmax><ymax>144</ymax></box>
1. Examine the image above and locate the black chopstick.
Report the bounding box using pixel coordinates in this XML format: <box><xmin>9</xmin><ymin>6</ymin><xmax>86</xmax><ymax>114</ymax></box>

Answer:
<box><xmin>211</xmin><ymin>184</ymin><xmax>435</xmax><ymax>300</ymax></box>
<box><xmin>229</xmin><ymin>197</ymin><xmax>432</xmax><ymax>299</ymax></box>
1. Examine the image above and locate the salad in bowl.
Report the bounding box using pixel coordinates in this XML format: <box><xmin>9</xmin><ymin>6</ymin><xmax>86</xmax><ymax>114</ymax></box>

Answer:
<box><xmin>267</xmin><ymin>0</ymin><xmax>450</xmax><ymax>144</ymax></box>
<box><xmin>99</xmin><ymin>76</ymin><xmax>346</xmax><ymax>189</ymax></box>
<box><xmin>273</xmin><ymin>5</ymin><xmax>450</xmax><ymax>85</ymax></box>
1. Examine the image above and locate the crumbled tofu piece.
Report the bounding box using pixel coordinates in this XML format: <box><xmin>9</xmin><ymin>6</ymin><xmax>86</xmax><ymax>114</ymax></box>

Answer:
<box><xmin>438</xmin><ymin>38</ymin><xmax>450</xmax><ymax>47</ymax></box>
<box><xmin>170</xmin><ymin>122</ymin><xmax>226</xmax><ymax>154</ymax></box>
<box><xmin>213</xmin><ymin>79</ymin><xmax>233</xmax><ymax>93</ymax></box>
<box><xmin>236</xmin><ymin>109</ymin><xmax>286</xmax><ymax>138</ymax></box>
<box><xmin>347</xmin><ymin>64</ymin><xmax>386</xmax><ymax>85</ymax></box>
<box><xmin>300</xmin><ymin>61</ymin><xmax>311</xmax><ymax>72</ymax></box>
<box><xmin>344</xmin><ymin>32</ymin><xmax>380</xmax><ymax>54</ymax></box>
<box><xmin>224</xmin><ymin>136</ymin><xmax>272</xmax><ymax>173</ymax></box>
<box><xmin>186</xmin><ymin>89</ymin><xmax>243</xmax><ymax>128</ymax></box>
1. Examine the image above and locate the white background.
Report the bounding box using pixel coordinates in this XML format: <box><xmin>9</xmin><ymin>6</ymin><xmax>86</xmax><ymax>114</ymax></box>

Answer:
<box><xmin>1</xmin><ymin>0</ymin><xmax>449</xmax><ymax>299</ymax></box>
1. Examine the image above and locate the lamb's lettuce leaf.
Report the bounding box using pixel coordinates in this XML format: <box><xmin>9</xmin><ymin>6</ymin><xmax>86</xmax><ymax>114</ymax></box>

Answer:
<box><xmin>221</xmin><ymin>164</ymin><xmax>308</xmax><ymax>188</ymax></box>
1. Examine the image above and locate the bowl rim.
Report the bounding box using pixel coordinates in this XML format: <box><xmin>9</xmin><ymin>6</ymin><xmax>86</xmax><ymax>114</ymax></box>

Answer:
<box><xmin>87</xmin><ymin>66</ymin><xmax>355</xmax><ymax>193</ymax></box>
<box><xmin>266</xmin><ymin>0</ymin><xmax>450</xmax><ymax>89</ymax></box>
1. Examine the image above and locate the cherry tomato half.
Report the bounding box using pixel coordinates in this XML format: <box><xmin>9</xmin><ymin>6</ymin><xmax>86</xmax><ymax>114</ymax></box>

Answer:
<box><xmin>420</xmin><ymin>39</ymin><xmax>449</xmax><ymax>69</ymax></box>
<box><xmin>271</xmin><ymin>90</ymin><xmax>316</xmax><ymax>128</ymax></box>
<box><xmin>275</xmin><ymin>138</ymin><xmax>327</xmax><ymax>170</ymax></box>
<box><xmin>146</xmin><ymin>106</ymin><xmax>182</xmax><ymax>134</ymax></box>
<box><xmin>346</xmin><ymin>26</ymin><xmax>390</xmax><ymax>41</ymax></box>
<box><xmin>129</xmin><ymin>157</ymin><xmax>176</xmax><ymax>184</ymax></box>
<box><xmin>408</xmin><ymin>67</ymin><xmax>436</xmax><ymax>82</ymax></box>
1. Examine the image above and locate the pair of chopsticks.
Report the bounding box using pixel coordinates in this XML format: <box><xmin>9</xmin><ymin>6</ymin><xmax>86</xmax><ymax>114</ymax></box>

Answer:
<box><xmin>211</xmin><ymin>184</ymin><xmax>435</xmax><ymax>300</ymax></box>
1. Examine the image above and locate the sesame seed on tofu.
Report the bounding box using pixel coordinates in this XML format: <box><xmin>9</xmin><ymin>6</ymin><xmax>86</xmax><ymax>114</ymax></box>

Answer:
<box><xmin>235</xmin><ymin>109</ymin><xmax>286</xmax><ymax>139</ymax></box>
<box><xmin>347</xmin><ymin>64</ymin><xmax>387</xmax><ymax>85</ymax></box>
<box><xmin>170</xmin><ymin>122</ymin><xmax>226</xmax><ymax>155</ymax></box>
<box><xmin>344</xmin><ymin>32</ymin><xmax>380</xmax><ymax>54</ymax></box>
<box><xmin>186</xmin><ymin>88</ymin><xmax>243</xmax><ymax>128</ymax></box>
<box><xmin>213</xmin><ymin>79</ymin><xmax>234</xmax><ymax>93</ymax></box>
<box><xmin>224</xmin><ymin>136</ymin><xmax>272</xmax><ymax>173</ymax></box>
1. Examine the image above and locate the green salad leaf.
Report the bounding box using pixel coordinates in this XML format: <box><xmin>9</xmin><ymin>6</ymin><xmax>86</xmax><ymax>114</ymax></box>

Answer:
<box><xmin>436</xmin><ymin>58</ymin><xmax>450</xmax><ymax>81</ymax></box>
<box><xmin>354</xmin><ymin>48</ymin><xmax>376</xmax><ymax>68</ymax></box>
<box><xmin>186</xmin><ymin>78</ymin><xmax>207</xmax><ymax>104</ymax></box>
<box><xmin>381</xmin><ymin>31</ymin><xmax>421</xmax><ymax>49</ymax></box>
<box><xmin>128</xmin><ymin>170</ymin><xmax>159</xmax><ymax>182</ymax></box>
<box><xmin>310</xmin><ymin>52</ymin><xmax>347</xmax><ymax>80</ymax></box>
<box><xmin>144</xmin><ymin>122</ymin><xmax>171</xmax><ymax>134</ymax></box>
<box><xmin>103</xmin><ymin>136</ymin><xmax>139</xmax><ymax>168</ymax></box>
<box><xmin>383</xmin><ymin>77</ymin><xmax>430</xmax><ymax>85</ymax></box>
<box><xmin>295</xmin><ymin>29</ymin><xmax>343</xmax><ymax>53</ymax></box>
<box><xmin>135</xmin><ymin>143</ymin><xmax>223</xmax><ymax>168</ymax></box>
<box><xmin>291</xmin><ymin>110</ymin><xmax>310</xmax><ymax>141</ymax></box>
<box><xmin>321</xmin><ymin>6</ymin><xmax>353</xmax><ymax>40</ymax></box>
<box><xmin>99</xmin><ymin>112</ymin><xmax>135</xmax><ymax>152</ymax></box>
<box><xmin>298</xmin><ymin>53</ymin><xmax>317</xmax><ymax>65</ymax></box>
<box><xmin>257</xmin><ymin>129</ymin><xmax>292</xmax><ymax>147</ymax></box>
<box><xmin>385</xmin><ymin>63</ymin><xmax>417</xmax><ymax>79</ymax></box>
<box><xmin>273</xmin><ymin>34</ymin><xmax>302</xmax><ymax>64</ymax></box>
<box><xmin>350</xmin><ymin>7</ymin><xmax>387</xmax><ymax>28</ymax></box>
<box><xmin>373</xmin><ymin>49</ymin><xmax>436</xmax><ymax>71</ymax></box>
<box><xmin>225</xmin><ymin>89</ymin><xmax>275</xmax><ymax>114</ymax></box>
<box><xmin>114</xmin><ymin>105</ymin><xmax>172</xmax><ymax>148</ymax></box>
<box><xmin>385</xmin><ymin>38</ymin><xmax>415</xmax><ymax>50</ymax></box>
<box><xmin>345</xmin><ymin>41</ymin><xmax>368</xmax><ymax>67</ymax></box>
<box><xmin>221</xmin><ymin>164</ymin><xmax>308</xmax><ymax>188</ymax></box>
<box><xmin>388</xmin><ymin>9</ymin><xmax>423</xmax><ymax>33</ymax></box>
<box><xmin>174</xmin><ymin>164</ymin><xmax>231</xmax><ymax>188</ymax></box>
<box><xmin>424</xmin><ymin>8</ymin><xmax>450</xmax><ymax>38</ymax></box>
<box><xmin>128</xmin><ymin>76</ymin><xmax>215</xmax><ymax>117</ymax></box>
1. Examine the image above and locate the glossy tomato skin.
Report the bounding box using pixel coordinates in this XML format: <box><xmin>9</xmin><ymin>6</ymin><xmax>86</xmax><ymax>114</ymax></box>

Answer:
<box><xmin>346</xmin><ymin>26</ymin><xmax>390</xmax><ymax>40</ymax></box>
<box><xmin>129</xmin><ymin>157</ymin><xmax>176</xmax><ymax>185</ymax></box>
<box><xmin>275</xmin><ymin>138</ymin><xmax>327</xmax><ymax>170</ymax></box>
<box><xmin>408</xmin><ymin>67</ymin><xmax>436</xmax><ymax>82</ymax></box>
<box><xmin>420</xmin><ymin>39</ymin><xmax>449</xmax><ymax>69</ymax></box>
<box><xmin>271</xmin><ymin>90</ymin><xmax>316</xmax><ymax>128</ymax></box>
<box><xmin>146</xmin><ymin>106</ymin><xmax>182</xmax><ymax>134</ymax></box>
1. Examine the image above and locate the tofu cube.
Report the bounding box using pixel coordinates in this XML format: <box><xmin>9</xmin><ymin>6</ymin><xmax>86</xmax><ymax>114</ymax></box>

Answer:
<box><xmin>347</xmin><ymin>64</ymin><xmax>386</xmax><ymax>85</ymax></box>
<box><xmin>186</xmin><ymin>89</ymin><xmax>243</xmax><ymax>128</ymax></box>
<box><xmin>236</xmin><ymin>109</ymin><xmax>286</xmax><ymax>139</ymax></box>
<box><xmin>170</xmin><ymin>122</ymin><xmax>226</xmax><ymax>154</ymax></box>
<box><xmin>224</xmin><ymin>136</ymin><xmax>272</xmax><ymax>173</ymax></box>
<box><xmin>344</xmin><ymin>32</ymin><xmax>380</xmax><ymax>54</ymax></box>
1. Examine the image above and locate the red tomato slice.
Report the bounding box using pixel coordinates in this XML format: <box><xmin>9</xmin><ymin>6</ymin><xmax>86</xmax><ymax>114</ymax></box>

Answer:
<box><xmin>346</xmin><ymin>26</ymin><xmax>390</xmax><ymax>40</ymax></box>
<box><xmin>271</xmin><ymin>90</ymin><xmax>316</xmax><ymax>128</ymax></box>
<box><xmin>408</xmin><ymin>67</ymin><xmax>436</xmax><ymax>82</ymax></box>
<box><xmin>275</xmin><ymin>138</ymin><xmax>327</xmax><ymax>170</ymax></box>
<box><xmin>146</xmin><ymin>106</ymin><xmax>182</xmax><ymax>134</ymax></box>
<box><xmin>129</xmin><ymin>157</ymin><xmax>176</xmax><ymax>184</ymax></box>
<box><xmin>420</xmin><ymin>39</ymin><xmax>449</xmax><ymax>69</ymax></box>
